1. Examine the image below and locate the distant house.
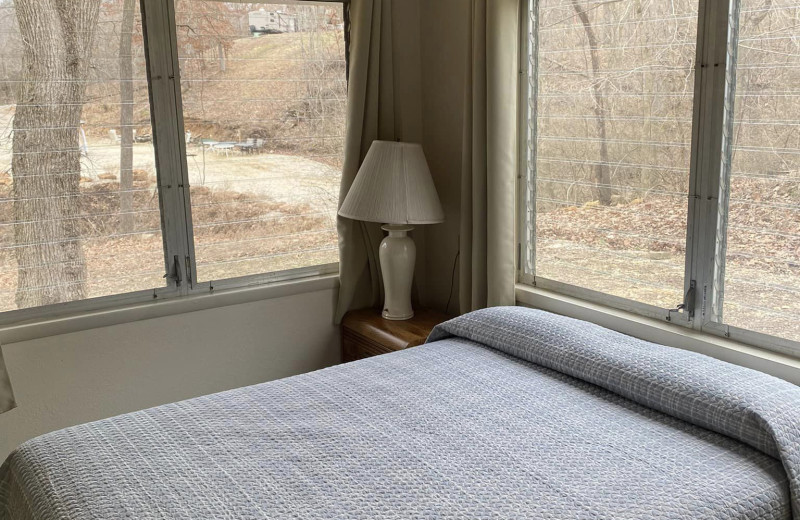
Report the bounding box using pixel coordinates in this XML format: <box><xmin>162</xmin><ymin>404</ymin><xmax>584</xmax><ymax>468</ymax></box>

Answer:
<box><xmin>248</xmin><ymin>9</ymin><xmax>297</xmax><ymax>35</ymax></box>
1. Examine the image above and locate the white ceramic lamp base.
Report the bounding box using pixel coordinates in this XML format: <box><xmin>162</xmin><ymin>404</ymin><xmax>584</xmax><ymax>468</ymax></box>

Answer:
<box><xmin>379</xmin><ymin>224</ymin><xmax>415</xmax><ymax>320</ymax></box>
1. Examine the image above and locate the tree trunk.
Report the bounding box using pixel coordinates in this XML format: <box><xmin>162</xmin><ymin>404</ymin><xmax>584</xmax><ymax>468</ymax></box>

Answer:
<box><xmin>12</xmin><ymin>0</ymin><xmax>101</xmax><ymax>309</ymax></box>
<box><xmin>119</xmin><ymin>0</ymin><xmax>135</xmax><ymax>233</ymax></box>
<box><xmin>217</xmin><ymin>41</ymin><xmax>226</xmax><ymax>72</ymax></box>
<box><xmin>572</xmin><ymin>1</ymin><xmax>613</xmax><ymax>205</ymax></box>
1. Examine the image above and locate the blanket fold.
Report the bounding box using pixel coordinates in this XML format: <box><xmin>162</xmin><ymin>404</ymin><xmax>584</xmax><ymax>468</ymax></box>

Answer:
<box><xmin>428</xmin><ymin>306</ymin><xmax>800</xmax><ymax>518</ymax></box>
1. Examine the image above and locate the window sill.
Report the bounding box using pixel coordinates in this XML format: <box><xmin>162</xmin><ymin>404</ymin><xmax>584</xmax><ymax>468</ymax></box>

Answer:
<box><xmin>516</xmin><ymin>284</ymin><xmax>800</xmax><ymax>386</ymax></box>
<box><xmin>0</xmin><ymin>274</ymin><xmax>339</xmax><ymax>345</ymax></box>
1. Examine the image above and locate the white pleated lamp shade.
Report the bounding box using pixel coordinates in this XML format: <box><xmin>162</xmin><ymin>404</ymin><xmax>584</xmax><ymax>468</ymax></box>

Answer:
<box><xmin>339</xmin><ymin>141</ymin><xmax>445</xmax><ymax>225</ymax></box>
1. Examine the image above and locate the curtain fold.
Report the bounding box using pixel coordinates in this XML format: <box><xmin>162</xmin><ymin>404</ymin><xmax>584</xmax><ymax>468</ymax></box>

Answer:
<box><xmin>0</xmin><ymin>346</ymin><xmax>15</xmax><ymax>414</ymax></box>
<box><xmin>459</xmin><ymin>0</ymin><xmax>519</xmax><ymax>313</ymax></box>
<box><xmin>335</xmin><ymin>0</ymin><xmax>399</xmax><ymax>322</ymax></box>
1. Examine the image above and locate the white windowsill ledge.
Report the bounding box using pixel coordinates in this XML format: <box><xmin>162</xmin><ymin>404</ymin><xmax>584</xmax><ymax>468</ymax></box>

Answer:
<box><xmin>0</xmin><ymin>274</ymin><xmax>340</xmax><ymax>345</ymax></box>
<box><xmin>516</xmin><ymin>284</ymin><xmax>800</xmax><ymax>386</ymax></box>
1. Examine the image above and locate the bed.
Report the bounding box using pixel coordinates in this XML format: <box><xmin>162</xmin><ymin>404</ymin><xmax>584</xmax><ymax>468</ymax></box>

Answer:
<box><xmin>2</xmin><ymin>306</ymin><xmax>800</xmax><ymax>519</ymax></box>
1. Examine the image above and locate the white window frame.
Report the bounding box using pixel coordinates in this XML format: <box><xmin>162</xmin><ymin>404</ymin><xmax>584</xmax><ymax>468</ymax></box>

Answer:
<box><xmin>518</xmin><ymin>0</ymin><xmax>800</xmax><ymax>357</ymax></box>
<box><xmin>0</xmin><ymin>0</ymin><xmax>345</xmax><ymax>329</ymax></box>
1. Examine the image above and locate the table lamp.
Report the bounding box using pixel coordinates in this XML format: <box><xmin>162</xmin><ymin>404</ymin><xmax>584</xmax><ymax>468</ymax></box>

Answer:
<box><xmin>339</xmin><ymin>141</ymin><xmax>444</xmax><ymax>320</ymax></box>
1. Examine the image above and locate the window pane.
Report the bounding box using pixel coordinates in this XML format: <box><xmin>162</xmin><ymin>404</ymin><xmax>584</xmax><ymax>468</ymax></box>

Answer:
<box><xmin>717</xmin><ymin>1</ymin><xmax>800</xmax><ymax>343</ymax></box>
<box><xmin>175</xmin><ymin>1</ymin><xmax>344</xmax><ymax>282</ymax></box>
<box><xmin>0</xmin><ymin>0</ymin><xmax>164</xmax><ymax>312</ymax></box>
<box><xmin>525</xmin><ymin>0</ymin><xmax>697</xmax><ymax>309</ymax></box>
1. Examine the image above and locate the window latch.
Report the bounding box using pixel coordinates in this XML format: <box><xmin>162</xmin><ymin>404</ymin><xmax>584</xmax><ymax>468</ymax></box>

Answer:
<box><xmin>669</xmin><ymin>280</ymin><xmax>696</xmax><ymax>320</ymax></box>
<box><xmin>163</xmin><ymin>255</ymin><xmax>182</xmax><ymax>287</ymax></box>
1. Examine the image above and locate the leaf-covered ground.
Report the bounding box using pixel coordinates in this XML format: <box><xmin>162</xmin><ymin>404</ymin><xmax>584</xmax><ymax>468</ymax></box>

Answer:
<box><xmin>535</xmin><ymin>175</ymin><xmax>800</xmax><ymax>343</ymax></box>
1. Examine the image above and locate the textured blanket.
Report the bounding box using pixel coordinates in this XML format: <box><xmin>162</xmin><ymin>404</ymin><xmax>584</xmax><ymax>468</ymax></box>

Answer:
<box><xmin>430</xmin><ymin>306</ymin><xmax>800</xmax><ymax>518</ymax></box>
<box><xmin>0</xmin><ymin>306</ymin><xmax>797</xmax><ymax>519</ymax></box>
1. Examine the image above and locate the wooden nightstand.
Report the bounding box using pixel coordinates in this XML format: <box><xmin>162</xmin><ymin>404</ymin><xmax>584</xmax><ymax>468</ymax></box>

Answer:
<box><xmin>341</xmin><ymin>308</ymin><xmax>451</xmax><ymax>362</ymax></box>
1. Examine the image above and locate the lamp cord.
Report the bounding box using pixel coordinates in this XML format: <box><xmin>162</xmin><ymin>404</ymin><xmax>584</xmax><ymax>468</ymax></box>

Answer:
<box><xmin>445</xmin><ymin>245</ymin><xmax>460</xmax><ymax>315</ymax></box>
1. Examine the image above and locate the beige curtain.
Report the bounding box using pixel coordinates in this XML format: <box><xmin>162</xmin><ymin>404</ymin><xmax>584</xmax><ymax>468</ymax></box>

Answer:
<box><xmin>335</xmin><ymin>0</ymin><xmax>401</xmax><ymax>322</ymax></box>
<box><xmin>459</xmin><ymin>0</ymin><xmax>518</xmax><ymax>313</ymax></box>
<box><xmin>0</xmin><ymin>346</ymin><xmax>15</xmax><ymax>414</ymax></box>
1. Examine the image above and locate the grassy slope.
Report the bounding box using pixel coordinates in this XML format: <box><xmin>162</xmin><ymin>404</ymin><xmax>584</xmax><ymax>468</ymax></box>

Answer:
<box><xmin>81</xmin><ymin>31</ymin><xmax>346</xmax><ymax>156</ymax></box>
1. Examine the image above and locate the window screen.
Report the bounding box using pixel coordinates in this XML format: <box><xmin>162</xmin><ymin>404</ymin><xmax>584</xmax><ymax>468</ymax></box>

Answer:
<box><xmin>716</xmin><ymin>1</ymin><xmax>800</xmax><ymax>343</ymax></box>
<box><xmin>0</xmin><ymin>0</ymin><xmax>164</xmax><ymax>312</ymax></box>
<box><xmin>523</xmin><ymin>0</ymin><xmax>800</xmax><ymax>351</ymax></box>
<box><xmin>174</xmin><ymin>1</ymin><xmax>345</xmax><ymax>283</ymax></box>
<box><xmin>525</xmin><ymin>0</ymin><xmax>698</xmax><ymax>310</ymax></box>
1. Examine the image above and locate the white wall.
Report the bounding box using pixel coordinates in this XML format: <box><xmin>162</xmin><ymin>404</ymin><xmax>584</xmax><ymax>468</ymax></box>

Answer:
<box><xmin>0</xmin><ymin>286</ymin><xmax>340</xmax><ymax>460</ymax></box>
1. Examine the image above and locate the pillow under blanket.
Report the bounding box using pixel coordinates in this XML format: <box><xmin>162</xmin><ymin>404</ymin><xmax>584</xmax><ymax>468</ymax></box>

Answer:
<box><xmin>428</xmin><ymin>306</ymin><xmax>800</xmax><ymax>518</ymax></box>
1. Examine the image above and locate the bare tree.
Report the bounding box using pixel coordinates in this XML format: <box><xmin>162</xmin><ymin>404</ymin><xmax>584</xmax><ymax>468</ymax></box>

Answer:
<box><xmin>11</xmin><ymin>0</ymin><xmax>102</xmax><ymax>308</ymax></box>
<box><xmin>571</xmin><ymin>0</ymin><xmax>612</xmax><ymax>205</ymax></box>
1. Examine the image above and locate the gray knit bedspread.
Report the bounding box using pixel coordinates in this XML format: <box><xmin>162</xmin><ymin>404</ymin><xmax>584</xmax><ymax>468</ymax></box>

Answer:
<box><xmin>2</xmin><ymin>307</ymin><xmax>800</xmax><ymax>519</ymax></box>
